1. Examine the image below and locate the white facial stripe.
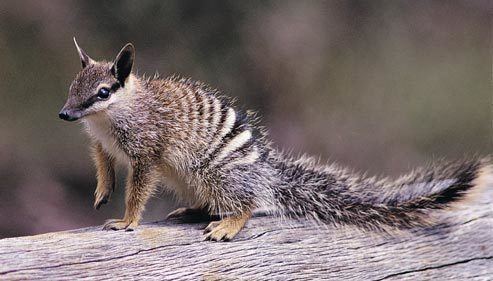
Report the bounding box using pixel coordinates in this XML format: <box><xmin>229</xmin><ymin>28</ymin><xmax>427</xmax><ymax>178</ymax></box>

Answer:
<box><xmin>96</xmin><ymin>83</ymin><xmax>112</xmax><ymax>93</ymax></box>
<box><xmin>86</xmin><ymin>95</ymin><xmax>117</xmax><ymax>113</ymax></box>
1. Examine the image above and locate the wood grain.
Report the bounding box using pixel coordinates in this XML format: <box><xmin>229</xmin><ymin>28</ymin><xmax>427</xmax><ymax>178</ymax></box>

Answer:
<box><xmin>0</xmin><ymin>188</ymin><xmax>492</xmax><ymax>280</ymax></box>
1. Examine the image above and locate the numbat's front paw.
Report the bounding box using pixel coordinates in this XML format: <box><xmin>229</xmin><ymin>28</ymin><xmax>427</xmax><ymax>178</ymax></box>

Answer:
<box><xmin>203</xmin><ymin>213</ymin><xmax>250</xmax><ymax>242</ymax></box>
<box><xmin>103</xmin><ymin>219</ymin><xmax>137</xmax><ymax>231</ymax></box>
<box><xmin>94</xmin><ymin>188</ymin><xmax>112</xmax><ymax>210</ymax></box>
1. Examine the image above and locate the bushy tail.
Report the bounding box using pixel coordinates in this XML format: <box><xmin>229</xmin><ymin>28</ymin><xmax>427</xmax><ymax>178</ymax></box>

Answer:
<box><xmin>272</xmin><ymin>155</ymin><xmax>492</xmax><ymax>231</ymax></box>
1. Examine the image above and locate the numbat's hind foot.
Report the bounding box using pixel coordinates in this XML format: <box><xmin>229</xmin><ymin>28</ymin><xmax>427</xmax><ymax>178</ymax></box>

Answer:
<box><xmin>204</xmin><ymin>212</ymin><xmax>251</xmax><ymax>242</ymax></box>
<box><xmin>166</xmin><ymin>207</ymin><xmax>212</xmax><ymax>223</ymax></box>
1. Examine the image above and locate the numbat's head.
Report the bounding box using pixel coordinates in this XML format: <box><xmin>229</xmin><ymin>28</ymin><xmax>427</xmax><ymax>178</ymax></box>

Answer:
<box><xmin>59</xmin><ymin>38</ymin><xmax>135</xmax><ymax>121</ymax></box>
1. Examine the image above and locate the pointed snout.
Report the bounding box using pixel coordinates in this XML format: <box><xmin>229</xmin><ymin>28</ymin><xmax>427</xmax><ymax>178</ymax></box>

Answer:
<box><xmin>58</xmin><ymin>109</ymin><xmax>79</xmax><ymax>121</ymax></box>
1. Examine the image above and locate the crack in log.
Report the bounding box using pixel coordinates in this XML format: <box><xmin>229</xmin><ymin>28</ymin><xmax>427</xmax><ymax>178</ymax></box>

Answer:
<box><xmin>238</xmin><ymin>226</ymin><xmax>307</xmax><ymax>242</ymax></box>
<box><xmin>460</xmin><ymin>215</ymin><xmax>490</xmax><ymax>225</ymax></box>
<box><xmin>375</xmin><ymin>256</ymin><xmax>493</xmax><ymax>281</ymax></box>
<box><xmin>0</xmin><ymin>249</ymin><xmax>34</xmax><ymax>256</ymax></box>
<box><xmin>347</xmin><ymin>241</ymin><xmax>389</xmax><ymax>250</ymax></box>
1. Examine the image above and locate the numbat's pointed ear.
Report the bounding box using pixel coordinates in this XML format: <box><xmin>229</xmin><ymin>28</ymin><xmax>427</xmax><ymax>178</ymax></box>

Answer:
<box><xmin>73</xmin><ymin>37</ymin><xmax>94</xmax><ymax>68</ymax></box>
<box><xmin>111</xmin><ymin>43</ymin><xmax>135</xmax><ymax>86</ymax></box>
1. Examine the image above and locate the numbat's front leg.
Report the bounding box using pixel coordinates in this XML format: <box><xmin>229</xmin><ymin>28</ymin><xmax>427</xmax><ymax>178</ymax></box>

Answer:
<box><xmin>204</xmin><ymin>212</ymin><xmax>251</xmax><ymax>241</ymax></box>
<box><xmin>103</xmin><ymin>165</ymin><xmax>156</xmax><ymax>231</ymax></box>
<box><xmin>92</xmin><ymin>142</ymin><xmax>115</xmax><ymax>210</ymax></box>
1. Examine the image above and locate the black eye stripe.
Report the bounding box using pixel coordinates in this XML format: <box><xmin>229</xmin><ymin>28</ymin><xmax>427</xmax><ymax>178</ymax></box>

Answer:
<box><xmin>80</xmin><ymin>82</ymin><xmax>121</xmax><ymax>109</ymax></box>
<box><xmin>81</xmin><ymin>95</ymin><xmax>100</xmax><ymax>109</ymax></box>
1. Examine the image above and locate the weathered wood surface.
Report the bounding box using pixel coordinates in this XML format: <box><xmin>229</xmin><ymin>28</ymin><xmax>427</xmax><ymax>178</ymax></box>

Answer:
<box><xmin>0</xmin><ymin>189</ymin><xmax>492</xmax><ymax>280</ymax></box>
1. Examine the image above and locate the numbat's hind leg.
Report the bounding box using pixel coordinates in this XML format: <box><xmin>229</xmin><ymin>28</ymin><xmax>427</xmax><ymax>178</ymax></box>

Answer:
<box><xmin>204</xmin><ymin>212</ymin><xmax>251</xmax><ymax>242</ymax></box>
<box><xmin>166</xmin><ymin>204</ymin><xmax>212</xmax><ymax>223</ymax></box>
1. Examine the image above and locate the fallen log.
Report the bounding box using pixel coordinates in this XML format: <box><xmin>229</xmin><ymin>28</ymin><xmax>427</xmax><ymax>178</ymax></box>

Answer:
<box><xmin>0</xmin><ymin>188</ymin><xmax>492</xmax><ymax>280</ymax></box>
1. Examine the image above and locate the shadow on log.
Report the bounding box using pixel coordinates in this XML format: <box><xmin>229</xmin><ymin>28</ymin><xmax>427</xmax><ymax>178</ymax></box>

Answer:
<box><xmin>0</xmin><ymin>187</ymin><xmax>492</xmax><ymax>280</ymax></box>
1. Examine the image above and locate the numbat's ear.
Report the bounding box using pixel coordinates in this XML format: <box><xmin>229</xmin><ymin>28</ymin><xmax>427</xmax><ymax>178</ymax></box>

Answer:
<box><xmin>111</xmin><ymin>43</ymin><xmax>135</xmax><ymax>86</ymax></box>
<box><xmin>73</xmin><ymin>37</ymin><xmax>94</xmax><ymax>68</ymax></box>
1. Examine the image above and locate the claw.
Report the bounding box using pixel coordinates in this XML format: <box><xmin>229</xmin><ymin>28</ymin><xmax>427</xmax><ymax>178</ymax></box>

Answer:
<box><xmin>125</xmin><ymin>227</ymin><xmax>135</xmax><ymax>232</ymax></box>
<box><xmin>202</xmin><ymin>213</ymin><xmax>250</xmax><ymax>242</ymax></box>
<box><xmin>203</xmin><ymin>221</ymin><xmax>220</xmax><ymax>234</ymax></box>
<box><xmin>94</xmin><ymin>196</ymin><xmax>108</xmax><ymax>210</ymax></box>
<box><xmin>204</xmin><ymin>232</ymin><xmax>229</xmax><ymax>242</ymax></box>
<box><xmin>94</xmin><ymin>191</ymin><xmax>111</xmax><ymax>210</ymax></box>
<box><xmin>166</xmin><ymin>207</ymin><xmax>189</xmax><ymax>220</ymax></box>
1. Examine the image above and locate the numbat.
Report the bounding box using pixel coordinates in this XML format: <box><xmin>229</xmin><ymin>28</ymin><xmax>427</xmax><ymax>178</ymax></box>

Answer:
<box><xmin>59</xmin><ymin>40</ymin><xmax>491</xmax><ymax>241</ymax></box>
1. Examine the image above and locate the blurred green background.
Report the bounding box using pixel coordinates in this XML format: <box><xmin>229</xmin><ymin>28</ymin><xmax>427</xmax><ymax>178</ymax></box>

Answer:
<box><xmin>0</xmin><ymin>0</ymin><xmax>491</xmax><ymax>238</ymax></box>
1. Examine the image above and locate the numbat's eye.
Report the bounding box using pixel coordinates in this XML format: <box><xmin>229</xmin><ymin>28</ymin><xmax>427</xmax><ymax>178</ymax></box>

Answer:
<box><xmin>97</xmin><ymin>87</ymin><xmax>110</xmax><ymax>99</ymax></box>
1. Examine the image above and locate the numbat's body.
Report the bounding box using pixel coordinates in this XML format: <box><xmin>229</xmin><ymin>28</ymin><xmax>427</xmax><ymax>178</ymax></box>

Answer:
<box><xmin>60</xmin><ymin>40</ymin><xmax>491</xmax><ymax>241</ymax></box>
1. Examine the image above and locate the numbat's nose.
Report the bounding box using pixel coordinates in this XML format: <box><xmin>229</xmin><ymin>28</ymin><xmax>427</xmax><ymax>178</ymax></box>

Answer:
<box><xmin>59</xmin><ymin>111</ymin><xmax>69</xmax><ymax>120</ymax></box>
<box><xmin>58</xmin><ymin>110</ymin><xmax>78</xmax><ymax>121</ymax></box>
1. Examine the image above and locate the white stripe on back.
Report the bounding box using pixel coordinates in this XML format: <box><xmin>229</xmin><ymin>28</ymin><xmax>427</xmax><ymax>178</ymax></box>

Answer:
<box><xmin>212</xmin><ymin>130</ymin><xmax>252</xmax><ymax>166</ymax></box>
